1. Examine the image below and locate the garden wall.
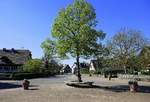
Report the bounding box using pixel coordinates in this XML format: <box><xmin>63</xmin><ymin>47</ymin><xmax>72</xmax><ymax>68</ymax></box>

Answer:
<box><xmin>118</xmin><ymin>74</ymin><xmax>150</xmax><ymax>82</ymax></box>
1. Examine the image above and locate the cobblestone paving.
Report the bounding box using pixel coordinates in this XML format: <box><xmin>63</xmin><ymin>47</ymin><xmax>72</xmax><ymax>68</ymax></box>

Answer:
<box><xmin>0</xmin><ymin>75</ymin><xmax>150</xmax><ymax>102</ymax></box>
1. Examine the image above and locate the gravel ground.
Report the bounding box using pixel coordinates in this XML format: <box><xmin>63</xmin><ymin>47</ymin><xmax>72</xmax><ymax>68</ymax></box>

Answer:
<box><xmin>0</xmin><ymin>74</ymin><xmax>150</xmax><ymax>102</ymax></box>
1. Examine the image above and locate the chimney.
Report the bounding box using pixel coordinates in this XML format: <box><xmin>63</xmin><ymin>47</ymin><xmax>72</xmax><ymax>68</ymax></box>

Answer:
<box><xmin>11</xmin><ymin>48</ymin><xmax>16</xmax><ymax>53</ymax></box>
<box><xmin>3</xmin><ymin>48</ymin><xmax>6</xmax><ymax>51</ymax></box>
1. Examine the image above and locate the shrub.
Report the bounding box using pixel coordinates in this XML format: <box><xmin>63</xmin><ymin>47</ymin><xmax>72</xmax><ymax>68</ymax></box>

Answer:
<box><xmin>23</xmin><ymin>59</ymin><xmax>43</xmax><ymax>73</ymax></box>
<box><xmin>43</xmin><ymin>61</ymin><xmax>62</xmax><ymax>75</ymax></box>
<box><xmin>0</xmin><ymin>73</ymin><xmax>12</xmax><ymax>80</ymax></box>
<box><xmin>140</xmin><ymin>70</ymin><xmax>150</xmax><ymax>75</ymax></box>
<box><xmin>80</xmin><ymin>68</ymin><xmax>89</xmax><ymax>74</ymax></box>
<box><xmin>12</xmin><ymin>73</ymin><xmax>42</xmax><ymax>80</ymax></box>
<box><xmin>94</xmin><ymin>68</ymin><xmax>102</xmax><ymax>74</ymax></box>
<box><xmin>12</xmin><ymin>72</ymin><xmax>56</xmax><ymax>80</ymax></box>
<box><xmin>0</xmin><ymin>72</ymin><xmax>55</xmax><ymax>80</ymax></box>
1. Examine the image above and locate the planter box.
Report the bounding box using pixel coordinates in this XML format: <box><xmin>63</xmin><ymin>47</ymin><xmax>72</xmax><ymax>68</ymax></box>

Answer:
<box><xmin>22</xmin><ymin>79</ymin><xmax>30</xmax><ymax>90</ymax></box>
<box><xmin>128</xmin><ymin>81</ymin><xmax>138</xmax><ymax>92</ymax></box>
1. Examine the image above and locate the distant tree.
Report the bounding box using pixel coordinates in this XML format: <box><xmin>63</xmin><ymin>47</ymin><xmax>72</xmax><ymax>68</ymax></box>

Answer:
<box><xmin>51</xmin><ymin>0</ymin><xmax>105</xmax><ymax>82</ymax></box>
<box><xmin>41</xmin><ymin>38</ymin><xmax>56</xmax><ymax>60</ymax></box>
<box><xmin>23</xmin><ymin>59</ymin><xmax>42</xmax><ymax>73</ymax></box>
<box><xmin>41</xmin><ymin>38</ymin><xmax>56</xmax><ymax>68</ymax></box>
<box><xmin>45</xmin><ymin>59</ymin><xmax>62</xmax><ymax>74</ymax></box>
<box><xmin>107</xmin><ymin>27</ymin><xmax>148</xmax><ymax>73</ymax></box>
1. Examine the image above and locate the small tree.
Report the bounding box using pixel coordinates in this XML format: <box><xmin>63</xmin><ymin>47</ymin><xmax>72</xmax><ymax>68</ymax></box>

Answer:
<box><xmin>51</xmin><ymin>0</ymin><xmax>105</xmax><ymax>82</ymax></box>
<box><xmin>23</xmin><ymin>59</ymin><xmax>42</xmax><ymax>73</ymax></box>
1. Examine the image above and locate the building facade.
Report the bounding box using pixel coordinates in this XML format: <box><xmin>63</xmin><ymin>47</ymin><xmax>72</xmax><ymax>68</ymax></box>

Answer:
<box><xmin>0</xmin><ymin>48</ymin><xmax>32</xmax><ymax>72</ymax></box>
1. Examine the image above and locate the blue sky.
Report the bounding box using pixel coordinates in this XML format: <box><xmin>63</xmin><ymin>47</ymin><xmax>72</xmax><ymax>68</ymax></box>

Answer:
<box><xmin>0</xmin><ymin>0</ymin><xmax>150</xmax><ymax>66</ymax></box>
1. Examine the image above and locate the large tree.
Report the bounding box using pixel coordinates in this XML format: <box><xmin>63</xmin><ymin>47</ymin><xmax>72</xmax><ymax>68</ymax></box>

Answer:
<box><xmin>107</xmin><ymin>27</ymin><xmax>148</xmax><ymax>73</ymax></box>
<box><xmin>51</xmin><ymin>0</ymin><xmax>105</xmax><ymax>82</ymax></box>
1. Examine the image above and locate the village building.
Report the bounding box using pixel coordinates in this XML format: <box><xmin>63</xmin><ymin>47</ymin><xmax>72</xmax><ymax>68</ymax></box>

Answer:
<box><xmin>0</xmin><ymin>48</ymin><xmax>32</xmax><ymax>72</ymax></box>
<box><xmin>89</xmin><ymin>60</ymin><xmax>102</xmax><ymax>72</ymax></box>
<box><xmin>71</xmin><ymin>62</ymin><xmax>89</xmax><ymax>74</ymax></box>
<box><xmin>62</xmin><ymin>64</ymin><xmax>72</xmax><ymax>73</ymax></box>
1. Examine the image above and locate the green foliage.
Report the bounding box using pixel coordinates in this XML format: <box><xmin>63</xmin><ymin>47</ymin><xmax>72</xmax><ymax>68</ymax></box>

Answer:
<box><xmin>49</xmin><ymin>0</ymin><xmax>106</xmax><ymax>81</ymax></box>
<box><xmin>0</xmin><ymin>72</ymin><xmax>54</xmax><ymax>80</ymax></box>
<box><xmin>94</xmin><ymin>68</ymin><xmax>103</xmax><ymax>74</ymax></box>
<box><xmin>126</xmin><ymin>55</ymin><xmax>140</xmax><ymax>72</ymax></box>
<box><xmin>0</xmin><ymin>73</ymin><xmax>12</xmax><ymax>80</ymax></box>
<box><xmin>41</xmin><ymin>38</ymin><xmax>56</xmax><ymax>60</ymax></box>
<box><xmin>51</xmin><ymin>0</ymin><xmax>105</xmax><ymax>58</ymax></box>
<box><xmin>138</xmin><ymin>46</ymin><xmax>150</xmax><ymax>69</ymax></box>
<box><xmin>80</xmin><ymin>68</ymin><xmax>89</xmax><ymax>74</ymax></box>
<box><xmin>23</xmin><ymin>59</ymin><xmax>43</xmax><ymax>73</ymax></box>
<box><xmin>44</xmin><ymin>62</ymin><xmax>62</xmax><ymax>74</ymax></box>
<box><xmin>11</xmin><ymin>73</ymin><xmax>52</xmax><ymax>80</ymax></box>
<box><xmin>140</xmin><ymin>70</ymin><xmax>150</xmax><ymax>75</ymax></box>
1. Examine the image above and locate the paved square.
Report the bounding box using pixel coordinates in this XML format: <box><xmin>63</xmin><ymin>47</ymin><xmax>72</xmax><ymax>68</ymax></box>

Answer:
<box><xmin>0</xmin><ymin>75</ymin><xmax>150</xmax><ymax>102</ymax></box>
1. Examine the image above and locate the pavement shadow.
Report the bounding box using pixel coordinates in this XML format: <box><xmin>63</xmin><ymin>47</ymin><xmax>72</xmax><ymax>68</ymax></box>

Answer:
<box><xmin>92</xmin><ymin>85</ymin><xmax>129</xmax><ymax>92</ymax></box>
<box><xmin>0</xmin><ymin>82</ymin><xmax>39</xmax><ymax>90</ymax></box>
<box><xmin>0</xmin><ymin>82</ymin><xmax>21</xmax><ymax>89</ymax></box>
<box><xmin>93</xmin><ymin>85</ymin><xmax>150</xmax><ymax>93</ymax></box>
<box><xmin>138</xmin><ymin>85</ymin><xmax>150</xmax><ymax>93</ymax></box>
<box><xmin>67</xmin><ymin>83</ymin><xmax>150</xmax><ymax>93</ymax></box>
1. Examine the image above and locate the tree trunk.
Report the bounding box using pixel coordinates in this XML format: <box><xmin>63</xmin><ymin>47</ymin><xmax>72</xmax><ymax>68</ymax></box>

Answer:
<box><xmin>123</xmin><ymin>65</ymin><xmax>127</xmax><ymax>74</ymax></box>
<box><xmin>123</xmin><ymin>57</ymin><xmax>127</xmax><ymax>74</ymax></box>
<box><xmin>44</xmin><ymin>56</ymin><xmax>49</xmax><ymax>69</ymax></box>
<box><xmin>76</xmin><ymin>55</ymin><xmax>82</xmax><ymax>82</ymax></box>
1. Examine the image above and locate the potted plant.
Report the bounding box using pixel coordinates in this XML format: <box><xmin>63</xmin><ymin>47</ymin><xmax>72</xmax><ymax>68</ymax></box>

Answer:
<box><xmin>22</xmin><ymin>79</ymin><xmax>30</xmax><ymax>90</ymax></box>
<box><xmin>128</xmin><ymin>80</ymin><xmax>138</xmax><ymax>92</ymax></box>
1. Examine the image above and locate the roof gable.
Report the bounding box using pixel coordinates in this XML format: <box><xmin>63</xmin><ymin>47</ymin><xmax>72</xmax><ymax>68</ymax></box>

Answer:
<box><xmin>0</xmin><ymin>48</ymin><xmax>32</xmax><ymax>65</ymax></box>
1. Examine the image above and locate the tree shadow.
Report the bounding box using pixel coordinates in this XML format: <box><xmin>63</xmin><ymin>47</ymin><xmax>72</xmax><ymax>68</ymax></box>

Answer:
<box><xmin>92</xmin><ymin>85</ymin><xmax>129</xmax><ymax>92</ymax></box>
<box><xmin>93</xmin><ymin>85</ymin><xmax>150</xmax><ymax>93</ymax></box>
<box><xmin>0</xmin><ymin>82</ymin><xmax>21</xmax><ymax>89</ymax></box>
<box><xmin>67</xmin><ymin>83</ymin><xmax>150</xmax><ymax>93</ymax></box>
<box><xmin>138</xmin><ymin>85</ymin><xmax>150</xmax><ymax>93</ymax></box>
<box><xmin>0</xmin><ymin>82</ymin><xmax>39</xmax><ymax>90</ymax></box>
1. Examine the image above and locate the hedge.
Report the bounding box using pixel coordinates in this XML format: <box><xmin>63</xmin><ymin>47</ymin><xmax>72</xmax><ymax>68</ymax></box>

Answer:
<box><xmin>0</xmin><ymin>73</ymin><xmax>12</xmax><ymax>80</ymax></box>
<box><xmin>80</xmin><ymin>68</ymin><xmax>89</xmax><ymax>74</ymax></box>
<box><xmin>0</xmin><ymin>72</ymin><xmax>55</xmax><ymax>80</ymax></box>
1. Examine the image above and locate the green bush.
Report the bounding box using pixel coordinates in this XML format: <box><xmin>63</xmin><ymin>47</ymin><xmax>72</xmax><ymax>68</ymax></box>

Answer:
<box><xmin>0</xmin><ymin>73</ymin><xmax>12</xmax><ymax>80</ymax></box>
<box><xmin>23</xmin><ymin>59</ymin><xmax>43</xmax><ymax>73</ymax></box>
<box><xmin>0</xmin><ymin>72</ymin><xmax>55</xmax><ymax>80</ymax></box>
<box><xmin>80</xmin><ymin>68</ymin><xmax>89</xmax><ymax>74</ymax></box>
<box><xmin>12</xmin><ymin>73</ymin><xmax>42</xmax><ymax>80</ymax></box>
<box><xmin>12</xmin><ymin>72</ymin><xmax>55</xmax><ymax>80</ymax></box>
<box><xmin>94</xmin><ymin>68</ymin><xmax>102</xmax><ymax>74</ymax></box>
<box><xmin>140</xmin><ymin>70</ymin><xmax>150</xmax><ymax>75</ymax></box>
